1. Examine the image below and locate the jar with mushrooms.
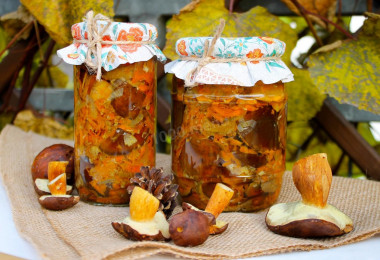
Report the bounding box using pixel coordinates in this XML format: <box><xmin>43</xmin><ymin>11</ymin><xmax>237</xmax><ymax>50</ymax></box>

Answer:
<box><xmin>57</xmin><ymin>20</ymin><xmax>166</xmax><ymax>204</ymax></box>
<box><xmin>166</xmin><ymin>36</ymin><xmax>293</xmax><ymax>211</ymax></box>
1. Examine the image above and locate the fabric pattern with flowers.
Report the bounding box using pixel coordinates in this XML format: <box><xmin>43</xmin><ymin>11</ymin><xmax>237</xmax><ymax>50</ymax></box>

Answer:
<box><xmin>177</xmin><ymin>40</ymin><xmax>188</xmax><ymax>56</ymax></box>
<box><xmin>246</xmin><ymin>49</ymin><xmax>264</xmax><ymax>64</ymax></box>
<box><xmin>117</xmin><ymin>27</ymin><xmax>143</xmax><ymax>53</ymax></box>
<box><xmin>57</xmin><ymin>21</ymin><xmax>166</xmax><ymax>72</ymax></box>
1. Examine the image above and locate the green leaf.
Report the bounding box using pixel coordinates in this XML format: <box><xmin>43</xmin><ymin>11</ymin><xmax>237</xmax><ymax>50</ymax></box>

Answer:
<box><xmin>308</xmin><ymin>14</ymin><xmax>380</xmax><ymax>115</ymax></box>
<box><xmin>20</xmin><ymin>0</ymin><xmax>114</xmax><ymax>45</ymax></box>
<box><xmin>37</xmin><ymin>66</ymin><xmax>69</xmax><ymax>88</ymax></box>
<box><xmin>286</xmin><ymin>121</ymin><xmax>342</xmax><ymax>172</ymax></box>
<box><xmin>287</xmin><ymin>68</ymin><xmax>326</xmax><ymax>122</ymax></box>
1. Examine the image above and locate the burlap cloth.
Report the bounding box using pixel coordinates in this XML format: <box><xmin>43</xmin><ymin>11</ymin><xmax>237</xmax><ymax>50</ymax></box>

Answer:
<box><xmin>0</xmin><ymin>125</ymin><xmax>379</xmax><ymax>260</ymax></box>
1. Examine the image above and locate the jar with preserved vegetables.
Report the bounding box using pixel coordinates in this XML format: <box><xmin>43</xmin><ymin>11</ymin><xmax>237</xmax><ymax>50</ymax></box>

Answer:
<box><xmin>165</xmin><ymin>36</ymin><xmax>293</xmax><ymax>211</ymax></box>
<box><xmin>57</xmin><ymin>15</ymin><xmax>166</xmax><ymax>205</ymax></box>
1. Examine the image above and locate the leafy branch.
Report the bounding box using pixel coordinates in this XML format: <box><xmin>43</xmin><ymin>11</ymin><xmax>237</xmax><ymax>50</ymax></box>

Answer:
<box><xmin>290</xmin><ymin>0</ymin><xmax>355</xmax><ymax>47</ymax></box>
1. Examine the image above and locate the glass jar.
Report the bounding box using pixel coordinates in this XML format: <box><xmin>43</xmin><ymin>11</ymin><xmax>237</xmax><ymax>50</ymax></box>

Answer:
<box><xmin>166</xmin><ymin>36</ymin><xmax>293</xmax><ymax>211</ymax></box>
<box><xmin>57</xmin><ymin>19</ymin><xmax>166</xmax><ymax>205</ymax></box>
<box><xmin>74</xmin><ymin>59</ymin><xmax>156</xmax><ymax>204</ymax></box>
<box><xmin>171</xmin><ymin>77</ymin><xmax>287</xmax><ymax>211</ymax></box>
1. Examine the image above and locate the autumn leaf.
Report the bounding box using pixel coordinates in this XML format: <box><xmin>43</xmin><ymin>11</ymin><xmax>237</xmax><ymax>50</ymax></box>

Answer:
<box><xmin>287</xmin><ymin>68</ymin><xmax>326</xmax><ymax>121</ymax></box>
<box><xmin>14</xmin><ymin>110</ymin><xmax>73</xmax><ymax>140</ymax></box>
<box><xmin>281</xmin><ymin>0</ymin><xmax>337</xmax><ymax>28</ymax></box>
<box><xmin>37</xmin><ymin>66</ymin><xmax>69</xmax><ymax>88</ymax></box>
<box><xmin>308</xmin><ymin>13</ymin><xmax>380</xmax><ymax>115</ymax></box>
<box><xmin>0</xmin><ymin>5</ymin><xmax>34</xmax><ymax>40</ymax></box>
<box><xmin>20</xmin><ymin>0</ymin><xmax>114</xmax><ymax>46</ymax></box>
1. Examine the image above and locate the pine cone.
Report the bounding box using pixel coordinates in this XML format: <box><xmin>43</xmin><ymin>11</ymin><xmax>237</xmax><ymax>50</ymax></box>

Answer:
<box><xmin>127</xmin><ymin>166</ymin><xmax>178</xmax><ymax>218</ymax></box>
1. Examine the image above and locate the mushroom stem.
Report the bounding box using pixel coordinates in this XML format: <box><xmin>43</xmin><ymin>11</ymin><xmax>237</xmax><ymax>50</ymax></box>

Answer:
<box><xmin>205</xmin><ymin>183</ymin><xmax>234</xmax><ymax>218</ymax></box>
<box><xmin>130</xmin><ymin>187</ymin><xmax>159</xmax><ymax>222</ymax></box>
<box><xmin>48</xmin><ymin>161</ymin><xmax>68</xmax><ymax>182</ymax></box>
<box><xmin>48</xmin><ymin>173</ymin><xmax>67</xmax><ymax>195</ymax></box>
<box><xmin>292</xmin><ymin>153</ymin><xmax>332</xmax><ymax>208</ymax></box>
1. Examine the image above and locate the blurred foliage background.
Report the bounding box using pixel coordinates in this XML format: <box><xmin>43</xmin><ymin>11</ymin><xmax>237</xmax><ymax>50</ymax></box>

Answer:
<box><xmin>0</xmin><ymin>0</ymin><xmax>379</xmax><ymax>179</ymax></box>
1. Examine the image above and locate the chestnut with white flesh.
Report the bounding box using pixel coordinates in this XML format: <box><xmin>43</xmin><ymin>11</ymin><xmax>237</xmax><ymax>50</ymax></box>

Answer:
<box><xmin>266</xmin><ymin>153</ymin><xmax>353</xmax><ymax>238</ymax></box>
<box><xmin>112</xmin><ymin>187</ymin><xmax>170</xmax><ymax>241</ymax></box>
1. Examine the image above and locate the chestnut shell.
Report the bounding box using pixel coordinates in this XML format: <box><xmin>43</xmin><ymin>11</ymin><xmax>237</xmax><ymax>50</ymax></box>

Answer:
<box><xmin>31</xmin><ymin>144</ymin><xmax>74</xmax><ymax>185</ymax></box>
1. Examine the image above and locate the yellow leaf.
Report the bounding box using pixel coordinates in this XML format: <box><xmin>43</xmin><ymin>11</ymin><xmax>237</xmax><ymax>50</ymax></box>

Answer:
<box><xmin>308</xmin><ymin>14</ymin><xmax>380</xmax><ymax>115</ymax></box>
<box><xmin>20</xmin><ymin>0</ymin><xmax>114</xmax><ymax>45</ymax></box>
<box><xmin>14</xmin><ymin>110</ymin><xmax>73</xmax><ymax>140</ymax></box>
<box><xmin>287</xmin><ymin>67</ymin><xmax>326</xmax><ymax>121</ymax></box>
<box><xmin>37</xmin><ymin>66</ymin><xmax>69</xmax><ymax>88</ymax></box>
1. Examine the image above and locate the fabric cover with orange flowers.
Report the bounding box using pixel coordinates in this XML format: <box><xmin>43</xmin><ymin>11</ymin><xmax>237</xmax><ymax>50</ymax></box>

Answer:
<box><xmin>57</xmin><ymin>22</ymin><xmax>166</xmax><ymax>71</ymax></box>
<box><xmin>165</xmin><ymin>37</ymin><xmax>293</xmax><ymax>86</ymax></box>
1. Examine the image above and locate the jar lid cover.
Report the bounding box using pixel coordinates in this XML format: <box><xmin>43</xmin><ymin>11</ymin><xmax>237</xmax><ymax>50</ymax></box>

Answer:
<box><xmin>165</xmin><ymin>36</ymin><xmax>293</xmax><ymax>87</ymax></box>
<box><xmin>57</xmin><ymin>17</ymin><xmax>166</xmax><ymax>73</ymax></box>
<box><xmin>175</xmin><ymin>37</ymin><xmax>285</xmax><ymax>58</ymax></box>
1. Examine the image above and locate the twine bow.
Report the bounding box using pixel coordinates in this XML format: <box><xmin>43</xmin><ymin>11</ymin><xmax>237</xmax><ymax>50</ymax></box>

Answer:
<box><xmin>74</xmin><ymin>11</ymin><xmax>155</xmax><ymax>80</ymax></box>
<box><xmin>182</xmin><ymin>19</ymin><xmax>280</xmax><ymax>86</ymax></box>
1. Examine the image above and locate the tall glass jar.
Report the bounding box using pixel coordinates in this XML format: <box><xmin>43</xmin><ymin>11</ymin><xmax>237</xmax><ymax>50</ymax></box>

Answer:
<box><xmin>166</xmin><ymin>36</ymin><xmax>293</xmax><ymax>211</ymax></box>
<box><xmin>73</xmin><ymin>60</ymin><xmax>156</xmax><ymax>204</ymax></box>
<box><xmin>58</xmin><ymin>20</ymin><xmax>166</xmax><ymax>205</ymax></box>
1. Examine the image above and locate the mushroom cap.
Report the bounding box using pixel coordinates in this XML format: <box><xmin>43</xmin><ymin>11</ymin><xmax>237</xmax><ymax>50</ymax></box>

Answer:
<box><xmin>112</xmin><ymin>211</ymin><xmax>170</xmax><ymax>241</ymax></box>
<box><xmin>169</xmin><ymin>209</ymin><xmax>210</xmax><ymax>247</ymax></box>
<box><xmin>38</xmin><ymin>195</ymin><xmax>79</xmax><ymax>211</ymax></box>
<box><xmin>265</xmin><ymin>201</ymin><xmax>353</xmax><ymax>238</ymax></box>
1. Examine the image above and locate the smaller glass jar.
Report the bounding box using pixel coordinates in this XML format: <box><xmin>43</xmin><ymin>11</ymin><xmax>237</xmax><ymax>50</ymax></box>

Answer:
<box><xmin>166</xmin><ymin>37</ymin><xmax>293</xmax><ymax>211</ymax></box>
<box><xmin>58</xmin><ymin>21</ymin><xmax>166</xmax><ymax>205</ymax></box>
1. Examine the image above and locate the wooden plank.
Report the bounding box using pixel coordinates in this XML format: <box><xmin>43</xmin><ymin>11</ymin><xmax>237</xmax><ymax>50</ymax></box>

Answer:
<box><xmin>316</xmin><ymin>99</ymin><xmax>380</xmax><ymax>180</ymax></box>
